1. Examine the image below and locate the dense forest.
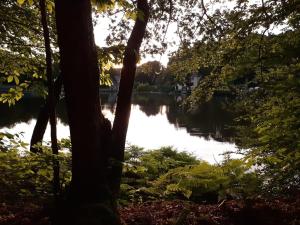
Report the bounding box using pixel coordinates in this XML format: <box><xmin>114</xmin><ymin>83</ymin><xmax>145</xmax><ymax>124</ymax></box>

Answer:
<box><xmin>0</xmin><ymin>0</ymin><xmax>299</xmax><ymax>225</ymax></box>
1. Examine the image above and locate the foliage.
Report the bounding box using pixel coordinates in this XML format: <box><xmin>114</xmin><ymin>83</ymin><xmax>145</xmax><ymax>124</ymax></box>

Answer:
<box><xmin>167</xmin><ymin>0</ymin><xmax>300</xmax><ymax>194</ymax></box>
<box><xmin>233</xmin><ymin>63</ymin><xmax>300</xmax><ymax>194</ymax></box>
<box><xmin>119</xmin><ymin>146</ymin><xmax>261</xmax><ymax>204</ymax></box>
<box><xmin>1</xmin><ymin>131</ymin><xmax>261</xmax><ymax>205</ymax></box>
<box><xmin>0</xmin><ymin>132</ymin><xmax>71</xmax><ymax>202</ymax></box>
<box><xmin>0</xmin><ymin>134</ymin><xmax>261</xmax><ymax>206</ymax></box>
<box><xmin>135</xmin><ymin>61</ymin><xmax>162</xmax><ymax>85</ymax></box>
<box><xmin>0</xmin><ymin>0</ymin><xmax>51</xmax><ymax>105</ymax></box>
<box><xmin>0</xmin><ymin>0</ymin><xmax>126</xmax><ymax>105</ymax></box>
<box><xmin>97</xmin><ymin>46</ymin><xmax>124</xmax><ymax>86</ymax></box>
<box><xmin>153</xmin><ymin>157</ymin><xmax>260</xmax><ymax>202</ymax></box>
<box><xmin>120</xmin><ymin>146</ymin><xmax>199</xmax><ymax>203</ymax></box>
<box><xmin>133</xmin><ymin>61</ymin><xmax>174</xmax><ymax>92</ymax></box>
<box><xmin>0</xmin><ymin>132</ymin><xmax>28</xmax><ymax>152</ymax></box>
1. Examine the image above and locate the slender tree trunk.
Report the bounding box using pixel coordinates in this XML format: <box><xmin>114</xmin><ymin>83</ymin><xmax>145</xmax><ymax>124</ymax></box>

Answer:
<box><xmin>110</xmin><ymin>0</ymin><xmax>150</xmax><ymax>196</ymax></box>
<box><xmin>39</xmin><ymin>0</ymin><xmax>60</xmax><ymax>196</ymax></box>
<box><xmin>30</xmin><ymin>75</ymin><xmax>62</xmax><ymax>153</ymax></box>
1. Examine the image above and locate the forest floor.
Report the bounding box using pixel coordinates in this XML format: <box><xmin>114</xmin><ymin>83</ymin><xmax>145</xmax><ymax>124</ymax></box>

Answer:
<box><xmin>0</xmin><ymin>196</ymin><xmax>299</xmax><ymax>225</ymax></box>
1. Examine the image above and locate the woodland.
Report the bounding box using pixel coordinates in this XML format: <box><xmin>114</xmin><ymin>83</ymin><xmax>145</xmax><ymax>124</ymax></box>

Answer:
<box><xmin>0</xmin><ymin>0</ymin><xmax>299</xmax><ymax>225</ymax></box>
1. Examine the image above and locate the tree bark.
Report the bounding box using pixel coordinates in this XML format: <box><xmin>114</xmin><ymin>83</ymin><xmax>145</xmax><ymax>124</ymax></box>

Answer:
<box><xmin>54</xmin><ymin>0</ymin><xmax>113</xmax><ymax>205</ymax></box>
<box><xmin>54</xmin><ymin>1</ymin><xmax>119</xmax><ymax>224</ymax></box>
<box><xmin>39</xmin><ymin>0</ymin><xmax>60</xmax><ymax>196</ymax></box>
<box><xmin>110</xmin><ymin>0</ymin><xmax>150</xmax><ymax>196</ymax></box>
<box><xmin>53</xmin><ymin>0</ymin><xmax>149</xmax><ymax>224</ymax></box>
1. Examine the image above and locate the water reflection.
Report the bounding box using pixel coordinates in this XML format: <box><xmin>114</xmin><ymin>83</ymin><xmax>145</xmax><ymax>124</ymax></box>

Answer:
<box><xmin>0</xmin><ymin>94</ymin><xmax>238</xmax><ymax>163</ymax></box>
<box><xmin>0</xmin><ymin>98</ymin><xmax>69</xmax><ymax>127</ymax></box>
<box><xmin>104</xmin><ymin>93</ymin><xmax>236</xmax><ymax>142</ymax></box>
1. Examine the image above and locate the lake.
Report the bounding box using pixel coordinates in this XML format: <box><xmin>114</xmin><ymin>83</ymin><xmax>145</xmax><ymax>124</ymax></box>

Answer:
<box><xmin>0</xmin><ymin>93</ymin><xmax>238</xmax><ymax>163</ymax></box>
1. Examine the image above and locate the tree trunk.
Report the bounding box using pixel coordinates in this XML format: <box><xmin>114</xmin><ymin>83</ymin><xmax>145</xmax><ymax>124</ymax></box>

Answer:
<box><xmin>39</xmin><ymin>0</ymin><xmax>60</xmax><ymax>196</ymax></box>
<box><xmin>30</xmin><ymin>75</ymin><xmax>62</xmax><ymax>153</ymax></box>
<box><xmin>110</xmin><ymin>0</ymin><xmax>150</xmax><ymax>196</ymax></box>
<box><xmin>54</xmin><ymin>0</ymin><xmax>149</xmax><ymax>224</ymax></box>
<box><xmin>54</xmin><ymin>0</ymin><xmax>118</xmax><ymax>224</ymax></box>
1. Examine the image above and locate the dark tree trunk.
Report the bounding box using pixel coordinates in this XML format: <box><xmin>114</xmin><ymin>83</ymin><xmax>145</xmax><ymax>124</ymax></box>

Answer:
<box><xmin>54</xmin><ymin>0</ymin><xmax>109</xmax><ymax>200</ymax></box>
<box><xmin>110</xmin><ymin>0</ymin><xmax>150</xmax><ymax>196</ymax></box>
<box><xmin>53</xmin><ymin>0</ymin><xmax>149</xmax><ymax>224</ymax></box>
<box><xmin>30</xmin><ymin>75</ymin><xmax>62</xmax><ymax>153</ymax></box>
<box><xmin>54</xmin><ymin>1</ymin><xmax>118</xmax><ymax>224</ymax></box>
<box><xmin>39</xmin><ymin>0</ymin><xmax>60</xmax><ymax>196</ymax></box>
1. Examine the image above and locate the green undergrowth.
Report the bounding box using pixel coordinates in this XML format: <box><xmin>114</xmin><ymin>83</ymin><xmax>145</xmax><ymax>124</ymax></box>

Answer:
<box><xmin>119</xmin><ymin>146</ymin><xmax>261</xmax><ymax>205</ymax></box>
<box><xmin>0</xmin><ymin>132</ymin><xmax>71</xmax><ymax>203</ymax></box>
<box><xmin>0</xmin><ymin>133</ymin><xmax>274</xmax><ymax>206</ymax></box>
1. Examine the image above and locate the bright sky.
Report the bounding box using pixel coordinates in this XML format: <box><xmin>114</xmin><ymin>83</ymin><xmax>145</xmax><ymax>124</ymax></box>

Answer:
<box><xmin>93</xmin><ymin>18</ymin><xmax>180</xmax><ymax>67</ymax></box>
<box><xmin>93</xmin><ymin>0</ymin><xmax>287</xmax><ymax>67</ymax></box>
<box><xmin>92</xmin><ymin>0</ymin><xmax>234</xmax><ymax>67</ymax></box>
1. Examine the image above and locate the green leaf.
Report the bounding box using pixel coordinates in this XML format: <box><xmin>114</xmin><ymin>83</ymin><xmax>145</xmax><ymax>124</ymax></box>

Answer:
<box><xmin>32</xmin><ymin>72</ymin><xmax>39</xmax><ymax>78</ymax></box>
<box><xmin>47</xmin><ymin>2</ymin><xmax>53</xmax><ymax>14</ymax></box>
<box><xmin>7</xmin><ymin>76</ymin><xmax>14</xmax><ymax>83</ymax></box>
<box><xmin>125</xmin><ymin>10</ymin><xmax>137</xmax><ymax>20</ymax></box>
<box><xmin>17</xmin><ymin>0</ymin><xmax>26</xmax><ymax>5</ymax></box>
<box><xmin>13</xmin><ymin>70</ymin><xmax>19</xmax><ymax>76</ymax></box>
<box><xmin>14</xmin><ymin>76</ymin><xmax>20</xmax><ymax>85</ymax></box>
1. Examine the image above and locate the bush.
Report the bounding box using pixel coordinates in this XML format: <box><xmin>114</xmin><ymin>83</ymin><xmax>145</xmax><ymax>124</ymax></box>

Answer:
<box><xmin>152</xmin><ymin>158</ymin><xmax>261</xmax><ymax>203</ymax></box>
<box><xmin>120</xmin><ymin>146</ymin><xmax>199</xmax><ymax>203</ymax></box>
<box><xmin>0</xmin><ymin>134</ymin><xmax>261</xmax><ymax>206</ymax></box>
<box><xmin>121</xmin><ymin>146</ymin><xmax>261</xmax><ymax>204</ymax></box>
<box><xmin>0</xmin><ymin>132</ymin><xmax>71</xmax><ymax>203</ymax></box>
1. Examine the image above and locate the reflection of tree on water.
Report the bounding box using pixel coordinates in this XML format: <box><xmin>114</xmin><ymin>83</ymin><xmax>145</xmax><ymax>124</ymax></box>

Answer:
<box><xmin>0</xmin><ymin>94</ymin><xmax>236</xmax><ymax>143</ymax></box>
<box><xmin>166</xmin><ymin>96</ymin><xmax>236</xmax><ymax>142</ymax></box>
<box><xmin>130</xmin><ymin>94</ymin><xmax>236</xmax><ymax>142</ymax></box>
<box><xmin>100</xmin><ymin>93</ymin><xmax>117</xmax><ymax>113</ymax></box>
<box><xmin>100</xmin><ymin>93</ymin><xmax>174</xmax><ymax>117</ymax></box>
<box><xmin>132</xmin><ymin>93</ymin><xmax>173</xmax><ymax>116</ymax></box>
<box><xmin>0</xmin><ymin>97</ymin><xmax>69</xmax><ymax>128</ymax></box>
<box><xmin>0</xmin><ymin>98</ymin><xmax>41</xmax><ymax>128</ymax></box>
<box><xmin>0</xmin><ymin>93</ymin><xmax>171</xmax><ymax>128</ymax></box>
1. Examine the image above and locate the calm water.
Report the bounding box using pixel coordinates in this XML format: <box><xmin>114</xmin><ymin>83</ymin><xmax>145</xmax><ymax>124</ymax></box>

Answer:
<box><xmin>0</xmin><ymin>93</ymin><xmax>238</xmax><ymax>163</ymax></box>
